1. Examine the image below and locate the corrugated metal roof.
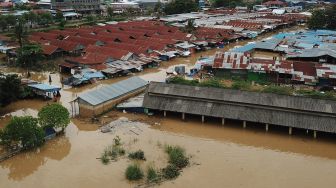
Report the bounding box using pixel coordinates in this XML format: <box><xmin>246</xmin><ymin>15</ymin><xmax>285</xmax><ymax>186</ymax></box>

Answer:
<box><xmin>28</xmin><ymin>83</ymin><xmax>61</xmax><ymax>92</ymax></box>
<box><xmin>78</xmin><ymin>76</ymin><xmax>148</xmax><ymax>106</ymax></box>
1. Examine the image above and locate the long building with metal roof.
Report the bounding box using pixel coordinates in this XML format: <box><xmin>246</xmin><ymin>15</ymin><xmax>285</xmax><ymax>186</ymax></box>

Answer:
<box><xmin>75</xmin><ymin>76</ymin><xmax>148</xmax><ymax>117</ymax></box>
<box><xmin>143</xmin><ymin>82</ymin><xmax>336</xmax><ymax>134</ymax></box>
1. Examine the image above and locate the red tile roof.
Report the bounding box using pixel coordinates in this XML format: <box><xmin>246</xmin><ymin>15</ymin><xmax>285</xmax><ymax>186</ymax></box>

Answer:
<box><xmin>85</xmin><ymin>45</ymin><xmax>130</xmax><ymax>60</ymax></box>
<box><xmin>41</xmin><ymin>44</ymin><xmax>59</xmax><ymax>55</ymax></box>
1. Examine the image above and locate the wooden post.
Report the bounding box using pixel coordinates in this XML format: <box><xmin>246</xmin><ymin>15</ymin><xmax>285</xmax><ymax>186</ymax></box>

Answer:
<box><xmin>182</xmin><ymin>113</ymin><xmax>185</xmax><ymax>120</ymax></box>
<box><xmin>243</xmin><ymin>121</ymin><xmax>246</xmax><ymax>128</ymax></box>
<box><xmin>164</xmin><ymin>111</ymin><xmax>167</xmax><ymax>117</ymax></box>
<box><xmin>289</xmin><ymin>127</ymin><xmax>292</xmax><ymax>135</ymax></box>
<box><xmin>202</xmin><ymin>115</ymin><xmax>205</xmax><ymax>123</ymax></box>
<box><xmin>222</xmin><ymin>118</ymin><xmax>225</xmax><ymax>125</ymax></box>
<box><xmin>314</xmin><ymin>131</ymin><xmax>317</xmax><ymax>139</ymax></box>
<box><xmin>265</xmin><ymin>124</ymin><xmax>269</xmax><ymax>132</ymax></box>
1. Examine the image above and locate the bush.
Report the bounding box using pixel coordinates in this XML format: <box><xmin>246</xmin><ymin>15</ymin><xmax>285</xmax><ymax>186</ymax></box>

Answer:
<box><xmin>168</xmin><ymin>76</ymin><xmax>199</xmax><ymax>86</ymax></box>
<box><xmin>100</xmin><ymin>151</ymin><xmax>110</xmax><ymax>165</ymax></box>
<box><xmin>162</xmin><ymin>164</ymin><xmax>180</xmax><ymax>179</ymax></box>
<box><xmin>128</xmin><ymin>150</ymin><xmax>146</xmax><ymax>160</ymax></box>
<box><xmin>147</xmin><ymin>166</ymin><xmax>159</xmax><ymax>182</ymax></box>
<box><xmin>199</xmin><ymin>78</ymin><xmax>224</xmax><ymax>88</ymax></box>
<box><xmin>165</xmin><ymin>145</ymin><xmax>189</xmax><ymax>169</ymax></box>
<box><xmin>263</xmin><ymin>85</ymin><xmax>293</xmax><ymax>95</ymax></box>
<box><xmin>231</xmin><ymin>80</ymin><xmax>251</xmax><ymax>90</ymax></box>
<box><xmin>125</xmin><ymin>164</ymin><xmax>144</xmax><ymax>181</ymax></box>
<box><xmin>295</xmin><ymin>90</ymin><xmax>336</xmax><ymax>100</ymax></box>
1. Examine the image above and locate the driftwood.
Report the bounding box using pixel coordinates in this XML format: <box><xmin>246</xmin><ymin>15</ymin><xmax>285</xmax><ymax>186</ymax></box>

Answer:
<box><xmin>129</xmin><ymin>130</ymin><xmax>139</xmax><ymax>135</ymax></box>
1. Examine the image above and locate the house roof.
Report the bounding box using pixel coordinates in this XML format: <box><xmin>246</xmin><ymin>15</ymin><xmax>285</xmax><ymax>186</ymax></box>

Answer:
<box><xmin>78</xmin><ymin>76</ymin><xmax>148</xmax><ymax>106</ymax></box>
<box><xmin>85</xmin><ymin>45</ymin><xmax>131</xmax><ymax>60</ymax></box>
<box><xmin>41</xmin><ymin>44</ymin><xmax>59</xmax><ymax>55</ymax></box>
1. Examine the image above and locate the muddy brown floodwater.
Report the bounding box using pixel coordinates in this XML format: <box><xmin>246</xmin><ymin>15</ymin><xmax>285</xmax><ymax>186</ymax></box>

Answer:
<box><xmin>2</xmin><ymin>26</ymin><xmax>336</xmax><ymax>188</ymax></box>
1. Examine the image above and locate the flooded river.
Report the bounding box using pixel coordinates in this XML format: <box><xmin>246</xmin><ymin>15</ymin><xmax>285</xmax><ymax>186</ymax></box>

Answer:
<box><xmin>1</xmin><ymin>26</ymin><xmax>336</xmax><ymax>188</ymax></box>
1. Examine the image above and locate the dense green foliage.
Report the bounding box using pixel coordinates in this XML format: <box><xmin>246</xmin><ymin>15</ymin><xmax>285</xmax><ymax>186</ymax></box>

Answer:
<box><xmin>125</xmin><ymin>164</ymin><xmax>144</xmax><ymax>181</ymax></box>
<box><xmin>16</xmin><ymin>43</ymin><xmax>43</xmax><ymax>68</ymax></box>
<box><xmin>165</xmin><ymin>145</ymin><xmax>189</xmax><ymax>169</ymax></box>
<box><xmin>263</xmin><ymin>85</ymin><xmax>293</xmax><ymax>95</ymax></box>
<box><xmin>0</xmin><ymin>73</ymin><xmax>22</xmax><ymax>107</ymax></box>
<box><xmin>0</xmin><ymin>116</ymin><xmax>44</xmax><ymax>150</ymax></box>
<box><xmin>147</xmin><ymin>166</ymin><xmax>159</xmax><ymax>182</ymax></box>
<box><xmin>168</xmin><ymin>77</ymin><xmax>336</xmax><ymax>100</ymax></box>
<box><xmin>295</xmin><ymin>90</ymin><xmax>336</xmax><ymax>100</ymax></box>
<box><xmin>164</xmin><ymin>0</ymin><xmax>198</xmax><ymax>15</ymax></box>
<box><xmin>308</xmin><ymin>6</ymin><xmax>336</xmax><ymax>30</ymax></box>
<box><xmin>211</xmin><ymin>0</ymin><xmax>244</xmax><ymax>8</ymax></box>
<box><xmin>128</xmin><ymin>150</ymin><xmax>146</xmax><ymax>160</ymax></box>
<box><xmin>100</xmin><ymin>136</ymin><xmax>125</xmax><ymax>164</ymax></box>
<box><xmin>0</xmin><ymin>12</ymin><xmax>54</xmax><ymax>32</ymax></box>
<box><xmin>38</xmin><ymin>103</ymin><xmax>70</xmax><ymax>131</ymax></box>
<box><xmin>162</xmin><ymin>164</ymin><xmax>180</xmax><ymax>179</ymax></box>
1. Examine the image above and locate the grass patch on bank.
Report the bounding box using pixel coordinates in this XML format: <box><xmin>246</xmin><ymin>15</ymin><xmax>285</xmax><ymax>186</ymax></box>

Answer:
<box><xmin>99</xmin><ymin>136</ymin><xmax>125</xmax><ymax>164</ymax></box>
<box><xmin>125</xmin><ymin>163</ymin><xmax>144</xmax><ymax>181</ymax></box>
<box><xmin>165</xmin><ymin>145</ymin><xmax>189</xmax><ymax>169</ymax></box>
<box><xmin>128</xmin><ymin>150</ymin><xmax>146</xmax><ymax>160</ymax></box>
<box><xmin>168</xmin><ymin>76</ymin><xmax>336</xmax><ymax>100</ymax></box>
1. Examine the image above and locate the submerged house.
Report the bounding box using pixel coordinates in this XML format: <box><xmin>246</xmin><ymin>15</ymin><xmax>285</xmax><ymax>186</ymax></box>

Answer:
<box><xmin>74</xmin><ymin>76</ymin><xmax>148</xmax><ymax>117</ymax></box>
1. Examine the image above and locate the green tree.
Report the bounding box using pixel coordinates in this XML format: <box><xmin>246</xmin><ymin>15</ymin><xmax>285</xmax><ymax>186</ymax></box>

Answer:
<box><xmin>38</xmin><ymin>103</ymin><xmax>70</xmax><ymax>132</ymax></box>
<box><xmin>55</xmin><ymin>11</ymin><xmax>64</xmax><ymax>22</ymax></box>
<box><xmin>0</xmin><ymin>15</ymin><xmax>8</xmax><ymax>31</ymax></box>
<box><xmin>23</xmin><ymin>12</ymin><xmax>38</xmax><ymax>28</ymax></box>
<box><xmin>59</xmin><ymin>19</ymin><xmax>67</xmax><ymax>30</ymax></box>
<box><xmin>37</xmin><ymin>12</ymin><xmax>53</xmax><ymax>26</ymax></box>
<box><xmin>86</xmin><ymin>15</ymin><xmax>96</xmax><ymax>26</ymax></box>
<box><xmin>0</xmin><ymin>73</ymin><xmax>22</xmax><ymax>107</ymax></box>
<box><xmin>5</xmin><ymin>15</ymin><xmax>16</xmax><ymax>27</ymax></box>
<box><xmin>14</xmin><ymin>18</ymin><xmax>28</xmax><ymax>48</ymax></box>
<box><xmin>325</xmin><ymin>5</ymin><xmax>336</xmax><ymax>30</ymax></box>
<box><xmin>164</xmin><ymin>0</ymin><xmax>198</xmax><ymax>15</ymax></box>
<box><xmin>107</xmin><ymin>7</ymin><xmax>114</xmax><ymax>18</ymax></box>
<box><xmin>154</xmin><ymin>1</ymin><xmax>163</xmax><ymax>18</ymax></box>
<box><xmin>0</xmin><ymin>116</ymin><xmax>45</xmax><ymax>150</ymax></box>
<box><xmin>16</xmin><ymin>43</ymin><xmax>43</xmax><ymax>68</ymax></box>
<box><xmin>184</xmin><ymin>19</ymin><xmax>196</xmax><ymax>33</ymax></box>
<box><xmin>308</xmin><ymin>10</ymin><xmax>326</xmax><ymax>30</ymax></box>
<box><xmin>211</xmin><ymin>0</ymin><xmax>244</xmax><ymax>8</ymax></box>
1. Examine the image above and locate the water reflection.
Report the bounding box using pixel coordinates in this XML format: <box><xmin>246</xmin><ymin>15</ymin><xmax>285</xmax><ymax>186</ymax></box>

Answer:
<box><xmin>0</xmin><ymin>136</ymin><xmax>71</xmax><ymax>181</ymax></box>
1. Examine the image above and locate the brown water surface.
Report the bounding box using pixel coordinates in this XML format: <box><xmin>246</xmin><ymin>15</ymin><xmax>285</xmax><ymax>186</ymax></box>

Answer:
<box><xmin>2</xmin><ymin>26</ymin><xmax>334</xmax><ymax>188</ymax></box>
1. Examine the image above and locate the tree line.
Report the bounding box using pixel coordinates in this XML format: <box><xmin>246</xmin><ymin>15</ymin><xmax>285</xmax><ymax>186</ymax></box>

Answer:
<box><xmin>308</xmin><ymin>5</ymin><xmax>336</xmax><ymax>30</ymax></box>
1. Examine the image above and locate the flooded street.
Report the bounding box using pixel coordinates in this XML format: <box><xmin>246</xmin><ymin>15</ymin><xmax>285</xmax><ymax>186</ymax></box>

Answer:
<box><xmin>2</xmin><ymin>25</ymin><xmax>336</xmax><ymax>188</ymax></box>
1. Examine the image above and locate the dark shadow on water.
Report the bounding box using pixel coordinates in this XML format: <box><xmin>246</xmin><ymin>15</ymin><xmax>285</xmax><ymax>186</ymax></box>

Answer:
<box><xmin>150</xmin><ymin>110</ymin><xmax>336</xmax><ymax>160</ymax></box>
<box><xmin>0</xmin><ymin>135</ymin><xmax>71</xmax><ymax>181</ymax></box>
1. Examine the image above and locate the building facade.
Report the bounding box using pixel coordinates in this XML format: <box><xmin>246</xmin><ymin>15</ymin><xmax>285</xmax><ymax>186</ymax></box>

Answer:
<box><xmin>52</xmin><ymin>0</ymin><xmax>101</xmax><ymax>14</ymax></box>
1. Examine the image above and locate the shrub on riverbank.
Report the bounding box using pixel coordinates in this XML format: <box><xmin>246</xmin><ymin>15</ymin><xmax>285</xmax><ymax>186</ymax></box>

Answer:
<box><xmin>125</xmin><ymin>164</ymin><xmax>144</xmax><ymax>181</ymax></box>
<box><xmin>165</xmin><ymin>145</ymin><xmax>189</xmax><ymax>169</ymax></box>
<box><xmin>128</xmin><ymin>150</ymin><xmax>146</xmax><ymax>160</ymax></box>
<box><xmin>147</xmin><ymin>166</ymin><xmax>159</xmax><ymax>183</ymax></box>
<box><xmin>162</xmin><ymin>164</ymin><xmax>180</xmax><ymax>179</ymax></box>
